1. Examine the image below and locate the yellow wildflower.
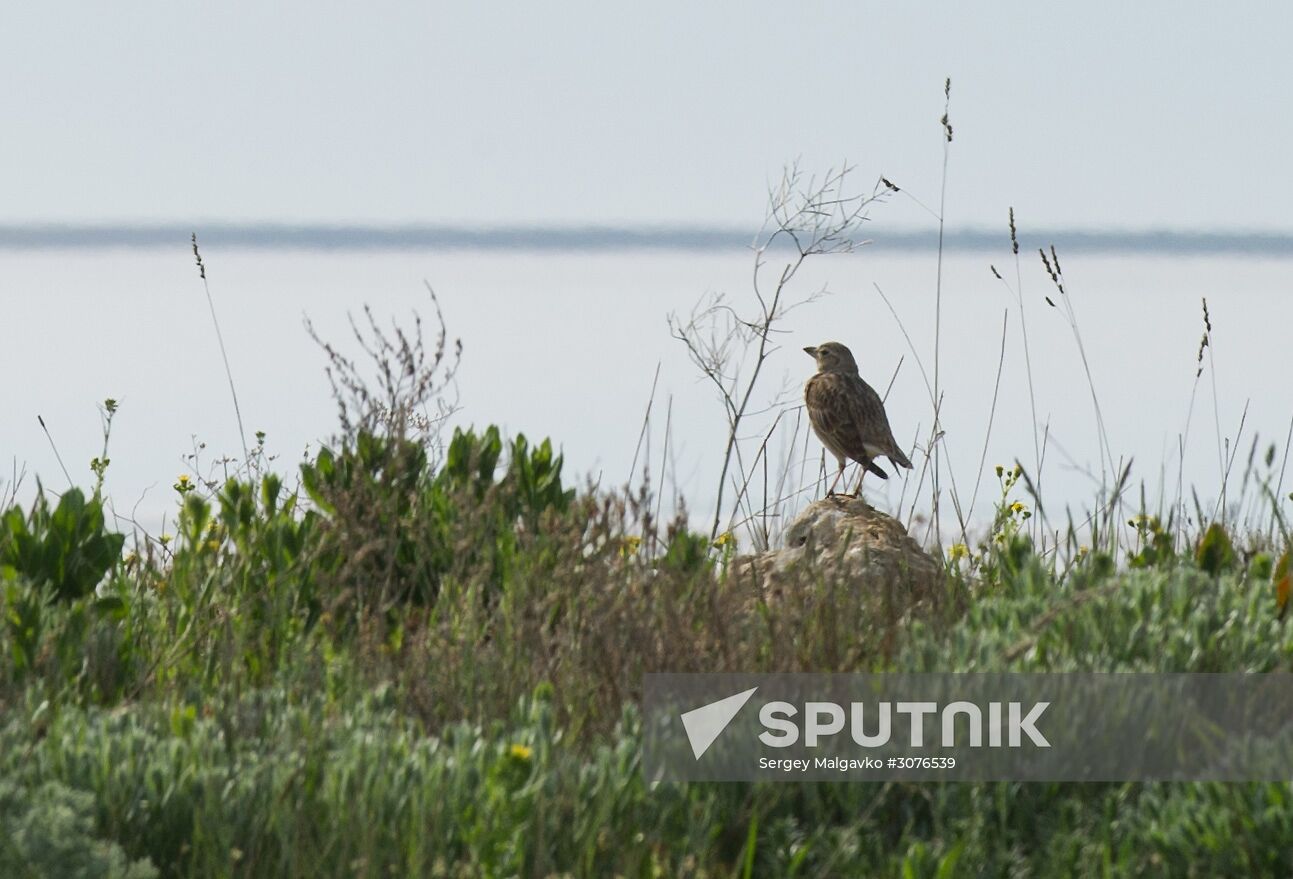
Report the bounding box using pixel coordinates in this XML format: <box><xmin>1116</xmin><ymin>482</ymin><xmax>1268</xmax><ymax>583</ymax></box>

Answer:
<box><xmin>713</xmin><ymin>531</ymin><xmax>735</xmax><ymax>549</ymax></box>
<box><xmin>948</xmin><ymin>543</ymin><xmax>969</xmax><ymax>561</ymax></box>
<box><xmin>620</xmin><ymin>535</ymin><xmax>642</xmax><ymax>557</ymax></box>
<box><xmin>1010</xmin><ymin>501</ymin><xmax>1027</xmax><ymax>515</ymax></box>
<box><xmin>508</xmin><ymin>743</ymin><xmax>533</xmax><ymax>762</ymax></box>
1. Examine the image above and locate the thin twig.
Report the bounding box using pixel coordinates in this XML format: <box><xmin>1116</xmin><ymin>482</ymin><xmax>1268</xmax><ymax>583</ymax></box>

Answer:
<box><xmin>628</xmin><ymin>362</ymin><xmax>662</xmax><ymax>486</ymax></box>
<box><xmin>967</xmin><ymin>310</ymin><xmax>1010</xmax><ymax>521</ymax></box>
<box><xmin>36</xmin><ymin>415</ymin><xmax>73</xmax><ymax>489</ymax></box>
<box><xmin>192</xmin><ymin>234</ymin><xmax>250</xmax><ymax>466</ymax></box>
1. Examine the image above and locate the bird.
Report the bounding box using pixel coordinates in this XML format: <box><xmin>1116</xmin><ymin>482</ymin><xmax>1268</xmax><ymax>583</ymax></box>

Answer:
<box><xmin>803</xmin><ymin>341</ymin><xmax>912</xmax><ymax>497</ymax></box>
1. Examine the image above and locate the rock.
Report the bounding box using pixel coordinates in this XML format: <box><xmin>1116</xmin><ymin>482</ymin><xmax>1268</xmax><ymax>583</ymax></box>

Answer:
<box><xmin>730</xmin><ymin>496</ymin><xmax>944</xmax><ymax>607</ymax></box>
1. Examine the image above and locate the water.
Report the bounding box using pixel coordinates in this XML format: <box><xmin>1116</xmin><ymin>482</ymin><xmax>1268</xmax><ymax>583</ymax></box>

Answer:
<box><xmin>3</xmin><ymin>244</ymin><xmax>1291</xmax><ymax>543</ymax></box>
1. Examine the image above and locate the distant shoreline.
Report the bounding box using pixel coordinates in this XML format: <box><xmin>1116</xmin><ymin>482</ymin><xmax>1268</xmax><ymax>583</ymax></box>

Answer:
<box><xmin>3</xmin><ymin>223</ymin><xmax>1293</xmax><ymax>255</ymax></box>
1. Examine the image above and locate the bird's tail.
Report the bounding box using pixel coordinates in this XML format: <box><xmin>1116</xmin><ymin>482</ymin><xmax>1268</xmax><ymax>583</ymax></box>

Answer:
<box><xmin>889</xmin><ymin>447</ymin><xmax>913</xmax><ymax>470</ymax></box>
<box><xmin>865</xmin><ymin>459</ymin><xmax>889</xmax><ymax>480</ymax></box>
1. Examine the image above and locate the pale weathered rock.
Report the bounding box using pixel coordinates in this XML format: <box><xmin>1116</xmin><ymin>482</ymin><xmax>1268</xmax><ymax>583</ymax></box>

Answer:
<box><xmin>731</xmin><ymin>496</ymin><xmax>943</xmax><ymax>606</ymax></box>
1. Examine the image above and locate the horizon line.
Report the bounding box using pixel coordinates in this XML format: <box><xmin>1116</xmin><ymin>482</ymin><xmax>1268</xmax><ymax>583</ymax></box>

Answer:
<box><xmin>4</xmin><ymin>222</ymin><xmax>1293</xmax><ymax>255</ymax></box>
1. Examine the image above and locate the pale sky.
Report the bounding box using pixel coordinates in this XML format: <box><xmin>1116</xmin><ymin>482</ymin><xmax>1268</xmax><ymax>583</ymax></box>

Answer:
<box><xmin>2</xmin><ymin>2</ymin><xmax>1290</xmax><ymax>230</ymax></box>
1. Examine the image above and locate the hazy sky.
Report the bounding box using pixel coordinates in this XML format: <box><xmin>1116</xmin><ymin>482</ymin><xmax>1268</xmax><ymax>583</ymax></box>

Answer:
<box><xmin>3</xmin><ymin>2</ymin><xmax>1290</xmax><ymax>230</ymax></box>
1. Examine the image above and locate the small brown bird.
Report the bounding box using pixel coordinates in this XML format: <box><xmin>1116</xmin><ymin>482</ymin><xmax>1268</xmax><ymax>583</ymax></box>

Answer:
<box><xmin>804</xmin><ymin>341</ymin><xmax>912</xmax><ymax>496</ymax></box>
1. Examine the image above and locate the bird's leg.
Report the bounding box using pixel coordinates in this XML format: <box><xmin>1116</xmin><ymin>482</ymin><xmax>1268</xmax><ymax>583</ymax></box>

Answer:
<box><xmin>849</xmin><ymin>462</ymin><xmax>869</xmax><ymax>498</ymax></box>
<box><xmin>827</xmin><ymin>461</ymin><xmax>845</xmax><ymax>496</ymax></box>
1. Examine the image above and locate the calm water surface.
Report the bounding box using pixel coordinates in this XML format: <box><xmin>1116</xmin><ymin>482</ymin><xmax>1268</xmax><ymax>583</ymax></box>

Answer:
<box><xmin>4</xmin><ymin>245</ymin><xmax>1291</xmax><ymax>541</ymax></box>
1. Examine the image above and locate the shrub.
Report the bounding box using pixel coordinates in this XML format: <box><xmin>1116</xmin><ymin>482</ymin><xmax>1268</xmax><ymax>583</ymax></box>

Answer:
<box><xmin>299</xmin><ymin>425</ymin><xmax>574</xmax><ymax>613</ymax></box>
<box><xmin>0</xmin><ymin>779</ymin><xmax>157</xmax><ymax>879</ymax></box>
<box><xmin>0</xmin><ymin>488</ymin><xmax>124</xmax><ymax>603</ymax></box>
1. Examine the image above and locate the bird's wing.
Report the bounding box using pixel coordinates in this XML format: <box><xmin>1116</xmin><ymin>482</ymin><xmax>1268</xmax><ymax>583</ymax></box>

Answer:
<box><xmin>807</xmin><ymin>375</ymin><xmax>891</xmax><ymax>479</ymax></box>
<box><xmin>805</xmin><ymin>373</ymin><xmax>865</xmax><ymax>461</ymax></box>
<box><xmin>844</xmin><ymin>375</ymin><xmax>912</xmax><ymax>469</ymax></box>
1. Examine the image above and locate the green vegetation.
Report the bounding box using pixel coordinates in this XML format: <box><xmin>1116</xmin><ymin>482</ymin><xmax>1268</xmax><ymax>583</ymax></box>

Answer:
<box><xmin>2</xmin><ymin>395</ymin><xmax>1292</xmax><ymax>877</ymax></box>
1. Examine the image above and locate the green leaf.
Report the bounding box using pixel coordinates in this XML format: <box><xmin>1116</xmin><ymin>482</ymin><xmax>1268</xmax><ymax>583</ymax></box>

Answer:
<box><xmin>94</xmin><ymin>595</ymin><xmax>126</xmax><ymax>615</ymax></box>
<box><xmin>740</xmin><ymin>813</ymin><xmax>758</xmax><ymax>879</ymax></box>
<box><xmin>936</xmin><ymin>840</ymin><xmax>965</xmax><ymax>879</ymax></box>
<box><xmin>1195</xmin><ymin>523</ymin><xmax>1235</xmax><ymax>575</ymax></box>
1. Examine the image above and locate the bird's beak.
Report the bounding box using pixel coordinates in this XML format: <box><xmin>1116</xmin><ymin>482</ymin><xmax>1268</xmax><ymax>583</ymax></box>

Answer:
<box><xmin>803</xmin><ymin>346</ymin><xmax>817</xmax><ymax>358</ymax></box>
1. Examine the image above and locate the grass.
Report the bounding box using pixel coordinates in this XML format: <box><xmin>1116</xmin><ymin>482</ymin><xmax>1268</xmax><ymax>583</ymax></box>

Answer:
<box><xmin>2</xmin><ymin>459</ymin><xmax>1291</xmax><ymax>876</ymax></box>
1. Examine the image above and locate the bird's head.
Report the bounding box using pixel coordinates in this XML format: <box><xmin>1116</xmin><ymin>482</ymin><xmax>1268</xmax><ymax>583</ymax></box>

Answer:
<box><xmin>804</xmin><ymin>341</ymin><xmax>859</xmax><ymax>375</ymax></box>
